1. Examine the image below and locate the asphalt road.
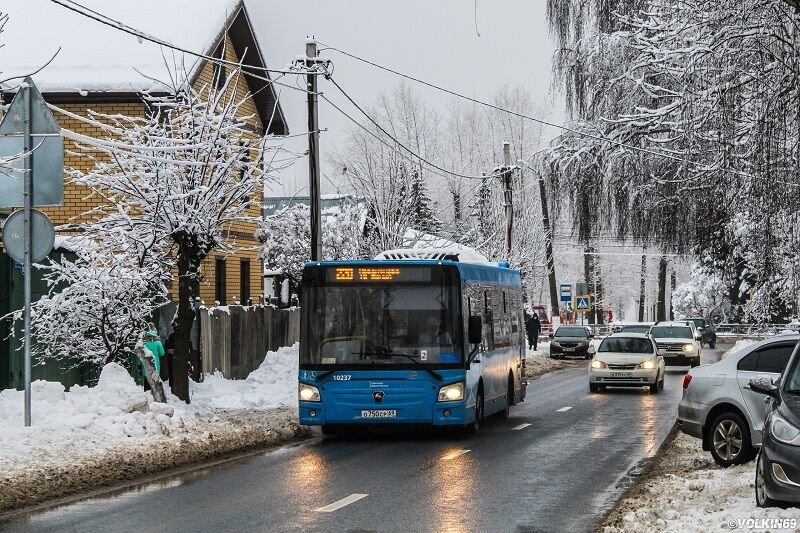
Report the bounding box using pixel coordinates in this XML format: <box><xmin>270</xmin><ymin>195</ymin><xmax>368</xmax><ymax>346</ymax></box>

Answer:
<box><xmin>3</xmin><ymin>347</ymin><xmax>727</xmax><ymax>533</ymax></box>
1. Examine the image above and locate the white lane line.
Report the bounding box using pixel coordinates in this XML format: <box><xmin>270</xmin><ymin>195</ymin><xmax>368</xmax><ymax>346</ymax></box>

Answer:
<box><xmin>315</xmin><ymin>493</ymin><xmax>369</xmax><ymax>513</ymax></box>
<box><xmin>442</xmin><ymin>449</ymin><xmax>471</xmax><ymax>460</ymax></box>
<box><xmin>556</xmin><ymin>406</ymin><xmax>573</xmax><ymax>412</ymax></box>
<box><xmin>512</xmin><ymin>423</ymin><xmax>532</xmax><ymax>431</ymax></box>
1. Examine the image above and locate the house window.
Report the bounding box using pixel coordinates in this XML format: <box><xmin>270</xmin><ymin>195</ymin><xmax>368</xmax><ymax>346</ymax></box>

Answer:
<box><xmin>215</xmin><ymin>258</ymin><xmax>227</xmax><ymax>304</ymax></box>
<box><xmin>240</xmin><ymin>259</ymin><xmax>250</xmax><ymax>305</ymax></box>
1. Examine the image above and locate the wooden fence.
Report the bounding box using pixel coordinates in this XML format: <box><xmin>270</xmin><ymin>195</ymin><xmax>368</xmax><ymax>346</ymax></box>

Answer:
<box><xmin>199</xmin><ymin>305</ymin><xmax>300</xmax><ymax>379</ymax></box>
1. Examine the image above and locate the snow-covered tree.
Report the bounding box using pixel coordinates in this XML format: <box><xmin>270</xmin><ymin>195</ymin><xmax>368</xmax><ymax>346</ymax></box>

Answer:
<box><xmin>672</xmin><ymin>265</ymin><xmax>729</xmax><ymax>321</ymax></box>
<box><xmin>68</xmin><ymin>67</ymin><xmax>283</xmax><ymax>401</ymax></box>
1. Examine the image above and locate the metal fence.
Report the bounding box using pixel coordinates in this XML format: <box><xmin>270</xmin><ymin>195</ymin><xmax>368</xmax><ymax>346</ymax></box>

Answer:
<box><xmin>199</xmin><ymin>305</ymin><xmax>300</xmax><ymax>379</ymax></box>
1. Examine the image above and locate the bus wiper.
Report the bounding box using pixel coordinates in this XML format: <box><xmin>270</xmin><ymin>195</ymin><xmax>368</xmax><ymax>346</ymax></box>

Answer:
<box><xmin>355</xmin><ymin>348</ymin><xmax>443</xmax><ymax>381</ymax></box>
<box><xmin>314</xmin><ymin>369</ymin><xmax>337</xmax><ymax>382</ymax></box>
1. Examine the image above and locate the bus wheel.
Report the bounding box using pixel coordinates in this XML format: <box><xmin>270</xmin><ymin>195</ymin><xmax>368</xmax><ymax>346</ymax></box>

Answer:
<box><xmin>500</xmin><ymin>375</ymin><xmax>513</xmax><ymax>419</ymax></box>
<box><xmin>467</xmin><ymin>389</ymin><xmax>484</xmax><ymax>434</ymax></box>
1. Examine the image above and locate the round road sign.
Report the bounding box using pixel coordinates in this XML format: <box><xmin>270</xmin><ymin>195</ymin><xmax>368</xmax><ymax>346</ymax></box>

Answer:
<box><xmin>2</xmin><ymin>208</ymin><xmax>55</xmax><ymax>263</ymax></box>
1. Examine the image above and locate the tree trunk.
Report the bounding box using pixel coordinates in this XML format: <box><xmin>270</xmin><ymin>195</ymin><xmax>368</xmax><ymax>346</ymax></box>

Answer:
<box><xmin>584</xmin><ymin>244</ymin><xmax>595</xmax><ymax>325</ymax></box>
<box><xmin>657</xmin><ymin>256</ymin><xmax>667</xmax><ymax>321</ymax></box>
<box><xmin>638</xmin><ymin>253</ymin><xmax>647</xmax><ymax>322</ymax></box>
<box><xmin>172</xmin><ymin>239</ymin><xmax>201</xmax><ymax>403</ymax></box>
<box><xmin>538</xmin><ymin>173</ymin><xmax>559</xmax><ymax>320</ymax></box>
<box><xmin>670</xmin><ymin>270</ymin><xmax>676</xmax><ymax>320</ymax></box>
<box><xmin>136</xmin><ymin>344</ymin><xmax>166</xmax><ymax>403</ymax></box>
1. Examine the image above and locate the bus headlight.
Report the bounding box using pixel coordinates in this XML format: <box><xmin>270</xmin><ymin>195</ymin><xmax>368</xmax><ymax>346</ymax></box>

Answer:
<box><xmin>438</xmin><ymin>382</ymin><xmax>465</xmax><ymax>402</ymax></box>
<box><xmin>299</xmin><ymin>383</ymin><xmax>321</xmax><ymax>402</ymax></box>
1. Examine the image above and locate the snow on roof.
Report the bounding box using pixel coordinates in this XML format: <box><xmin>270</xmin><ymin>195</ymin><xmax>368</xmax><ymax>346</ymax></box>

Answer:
<box><xmin>1</xmin><ymin>0</ymin><xmax>240</xmax><ymax>93</ymax></box>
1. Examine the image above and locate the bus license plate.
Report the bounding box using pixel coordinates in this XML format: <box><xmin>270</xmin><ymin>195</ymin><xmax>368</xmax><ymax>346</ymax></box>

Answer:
<box><xmin>610</xmin><ymin>372</ymin><xmax>632</xmax><ymax>378</ymax></box>
<box><xmin>361</xmin><ymin>410</ymin><xmax>397</xmax><ymax>418</ymax></box>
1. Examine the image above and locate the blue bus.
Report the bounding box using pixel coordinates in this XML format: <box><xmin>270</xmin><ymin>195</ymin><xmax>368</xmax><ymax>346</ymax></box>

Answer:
<box><xmin>298</xmin><ymin>257</ymin><xmax>527</xmax><ymax>433</ymax></box>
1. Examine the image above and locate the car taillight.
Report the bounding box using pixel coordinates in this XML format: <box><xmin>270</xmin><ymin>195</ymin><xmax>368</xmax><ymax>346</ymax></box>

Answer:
<box><xmin>683</xmin><ymin>374</ymin><xmax>692</xmax><ymax>390</ymax></box>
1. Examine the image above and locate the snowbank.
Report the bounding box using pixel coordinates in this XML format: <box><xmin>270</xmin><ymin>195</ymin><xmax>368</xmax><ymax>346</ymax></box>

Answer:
<box><xmin>603</xmin><ymin>433</ymin><xmax>798</xmax><ymax>532</ymax></box>
<box><xmin>525</xmin><ymin>342</ymin><xmax>583</xmax><ymax>378</ymax></box>
<box><xmin>190</xmin><ymin>344</ymin><xmax>298</xmax><ymax>409</ymax></box>
<box><xmin>721</xmin><ymin>339</ymin><xmax>757</xmax><ymax>359</ymax></box>
<box><xmin>0</xmin><ymin>344</ymin><xmax>304</xmax><ymax>512</ymax></box>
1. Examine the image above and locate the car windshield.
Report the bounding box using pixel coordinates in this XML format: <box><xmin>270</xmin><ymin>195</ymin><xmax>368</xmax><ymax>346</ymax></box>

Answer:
<box><xmin>555</xmin><ymin>327</ymin><xmax>588</xmax><ymax>338</ymax></box>
<box><xmin>599</xmin><ymin>337</ymin><xmax>654</xmax><ymax>354</ymax></box>
<box><xmin>650</xmin><ymin>326</ymin><xmax>692</xmax><ymax>339</ymax></box>
<box><xmin>690</xmin><ymin>319</ymin><xmax>706</xmax><ymax>328</ymax></box>
<box><xmin>620</xmin><ymin>325</ymin><xmax>651</xmax><ymax>333</ymax></box>
<box><xmin>300</xmin><ymin>267</ymin><xmax>462</xmax><ymax>367</ymax></box>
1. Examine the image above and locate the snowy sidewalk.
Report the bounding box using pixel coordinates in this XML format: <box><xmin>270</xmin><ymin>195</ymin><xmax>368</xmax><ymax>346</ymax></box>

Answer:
<box><xmin>525</xmin><ymin>341</ymin><xmax>587</xmax><ymax>379</ymax></box>
<box><xmin>0</xmin><ymin>345</ymin><xmax>305</xmax><ymax>513</ymax></box>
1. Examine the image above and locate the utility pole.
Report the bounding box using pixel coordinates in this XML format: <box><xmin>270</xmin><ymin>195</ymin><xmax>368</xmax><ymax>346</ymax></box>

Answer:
<box><xmin>657</xmin><ymin>255</ymin><xmax>667</xmax><ymax>321</ymax></box>
<box><xmin>306</xmin><ymin>39</ymin><xmax>323</xmax><ymax>261</ymax></box>
<box><xmin>537</xmin><ymin>170</ymin><xmax>559</xmax><ymax>322</ymax></box>
<box><xmin>638</xmin><ymin>251</ymin><xmax>647</xmax><ymax>322</ymax></box>
<box><xmin>22</xmin><ymin>84</ymin><xmax>32</xmax><ymax>427</ymax></box>
<box><xmin>501</xmin><ymin>141</ymin><xmax>513</xmax><ymax>258</ymax></box>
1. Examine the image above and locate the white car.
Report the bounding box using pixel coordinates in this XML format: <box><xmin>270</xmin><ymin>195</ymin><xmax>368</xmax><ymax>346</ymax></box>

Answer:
<box><xmin>650</xmin><ymin>321</ymin><xmax>701</xmax><ymax>368</ymax></box>
<box><xmin>589</xmin><ymin>333</ymin><xmax>666</xmax><ymax>393</ymax></box>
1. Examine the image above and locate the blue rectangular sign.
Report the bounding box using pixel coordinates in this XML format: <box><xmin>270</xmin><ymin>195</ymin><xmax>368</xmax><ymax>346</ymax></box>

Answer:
<box><xmin>559</xmin><ymin>284</ymin><xmax>572</xmax><ymax>302</ymax></box>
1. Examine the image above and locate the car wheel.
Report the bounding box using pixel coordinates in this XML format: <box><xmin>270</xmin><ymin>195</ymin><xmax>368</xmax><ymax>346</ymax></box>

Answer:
<box><xmin>589</xmin><ymin>383</ymin><xmax>599</xmax><ymax>393</ymax></box>
<box><xmin>650</xmin><ymin>382</ymin><xmax>659</xmax><ymax>394</ymax></box>
<box><xmin>756</xmin><ymin>450</ymin><xmax>779</xmax><ymax>507</ymax></box>
<box><xmin>658</xmin><ymin>375</ymin><xmax>665</xmax><ymax>390</ymax></box>
<box><xmin>709</xmin><ymin>412</ymin><xmax>755</xmax><ymax>467</ymax></box>
<box><xmin>466</xmin><ymin>389</ymin><xmax>484</xmax><ymax>434</ymax></box>
<box><xmin>710</xmin><ymin>339</ymin><xmax>716</xmax><ymax>349</ymax></box>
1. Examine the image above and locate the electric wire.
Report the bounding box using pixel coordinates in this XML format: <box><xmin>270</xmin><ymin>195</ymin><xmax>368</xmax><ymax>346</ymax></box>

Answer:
<box><xmin>317</xmin><ymin>41</ymin><xmax>758</xmax><ymax>181</ymax></box>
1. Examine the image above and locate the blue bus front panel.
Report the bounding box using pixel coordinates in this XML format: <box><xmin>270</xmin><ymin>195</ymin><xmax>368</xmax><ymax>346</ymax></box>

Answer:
<box><xmin>299</xmin><ymin>369</ymin><xmax>473</xmax><ymax>426</ymax></box>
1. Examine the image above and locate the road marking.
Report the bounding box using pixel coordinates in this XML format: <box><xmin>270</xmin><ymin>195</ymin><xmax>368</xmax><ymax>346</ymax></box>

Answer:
<box><xmin>315</xmin><ymin>493</ymin><xmax>369</xmax><ymax>513</ymax></box>
<box><xmin>556</xmin><ymin>406</ymin><xmax>573</xmax><ymax>412</ymax></box>
<box><xmin>442</xmin><ymin>449</ymin><xmax>471</xmax><ymax>460</ymax></box>
<box><xmin>511</xmin><ymin>423</ymin><xmax>532</xmax><ymax>431</ymax></box>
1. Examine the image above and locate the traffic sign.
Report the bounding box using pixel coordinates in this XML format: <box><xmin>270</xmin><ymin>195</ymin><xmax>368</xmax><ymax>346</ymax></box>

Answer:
<box><xmin>576</xmin><ymin>295</ymin><xmax>592</xmax><ymax>312</ymax></box>
<box><xmin>0</xmin><ymin>77</ymin><xmax>64</xmax><ymax>208</ymax></box>
<box><xmin>2</xmin><ymin>208</ymin><xmax>55</xmax><ymax>263</ymax></box>
<box><xmin>559</xmin><ymin>284</ymin><xmax>572</xmax><ymax>302</ymax></box>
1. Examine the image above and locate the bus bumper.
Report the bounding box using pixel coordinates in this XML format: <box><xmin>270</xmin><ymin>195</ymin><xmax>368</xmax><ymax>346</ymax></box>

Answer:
<box><xmin>299</xmin><ymin>401</ymin><xmax>469</xmax><ymax>427</ymax></box>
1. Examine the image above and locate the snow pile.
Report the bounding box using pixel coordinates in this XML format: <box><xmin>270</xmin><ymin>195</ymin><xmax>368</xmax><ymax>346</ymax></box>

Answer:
<box><xmin>524</xmin><ymin>342</ymin><xmax>582</xmax><ymax>378</ymax></box>
<box><xmin>603</xmin><ymin>433</ymin><xmax>798</xmax><ymax>532</ymax></box>
<box><xmin>190</xmin><ymin>344</ymin><xmax>299</xmax><ymax>409</ymax></box>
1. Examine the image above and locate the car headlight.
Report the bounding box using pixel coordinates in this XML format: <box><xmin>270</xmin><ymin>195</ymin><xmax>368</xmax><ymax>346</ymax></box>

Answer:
<box><xmin>683</xmin><ymin>344</ymin><xmax>694</xmax><ymax>352</ymax></box>
<box><xmin>770</xmin><ymin>412</ymin><xmax>800</xmax><ymax>446</ymax></box>
<box><xmin>438</xmin><ymin>382</ymin><xmax>465</xmax><ymax>402</ymax></box>
<box><xmin>591</xmin><ymin>360</ymin><xmax>607</xmax><ymax>369</ymax></box>
<box><xmin>299</xmin><ymin>383</ymin><xmax>321</xmax><ymax>402</ymax></box>
<box><xmin>551</xmin><ymin>340</ymin><xmax>561</xmax><ymax>347</ymax></box>
<box><xmin>638</xmin><ymin>360</ymin><xmax>656</xmax><ymax>369</ymax></box>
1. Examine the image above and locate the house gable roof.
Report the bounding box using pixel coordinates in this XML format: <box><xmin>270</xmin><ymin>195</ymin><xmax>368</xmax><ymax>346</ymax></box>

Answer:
<box><xmin>0</xmin><ymin>0</ymin><xmax>287</xmax><ymax>135</ymax></box>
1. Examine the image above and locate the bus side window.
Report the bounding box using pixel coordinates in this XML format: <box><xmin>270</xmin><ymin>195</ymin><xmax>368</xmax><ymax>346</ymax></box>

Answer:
<box><xmin>483</xmin><ymin>290</ymin><xmax>494</xmax><ymax>351</ymax></box>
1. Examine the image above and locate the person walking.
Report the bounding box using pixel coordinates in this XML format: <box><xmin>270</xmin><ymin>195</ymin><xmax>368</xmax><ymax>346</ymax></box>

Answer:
<box><xmin>526</xmin><ymin>313</ymin><xmax>542</xmax><ymax>351</ymax></box>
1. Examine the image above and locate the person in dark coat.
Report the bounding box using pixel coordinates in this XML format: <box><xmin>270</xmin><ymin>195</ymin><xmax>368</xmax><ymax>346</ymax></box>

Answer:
<box><xmin>525</xmin><ymin>314</ymin><xmax>542</xmax><ymax>351</ymax></box>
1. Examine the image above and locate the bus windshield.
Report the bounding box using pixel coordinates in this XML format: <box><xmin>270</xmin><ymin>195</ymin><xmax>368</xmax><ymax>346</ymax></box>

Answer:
<box><xmin>301</xmin><ymin>266</ymin><xmax>462</xmax><ymax>368</ymax></box>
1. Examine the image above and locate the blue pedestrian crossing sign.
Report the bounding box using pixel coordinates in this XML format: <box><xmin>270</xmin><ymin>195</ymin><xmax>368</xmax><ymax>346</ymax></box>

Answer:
<box><xmin>576</xmin><ymin>295</ymin><xmax>591</xmax><ymax>312</ymax></box>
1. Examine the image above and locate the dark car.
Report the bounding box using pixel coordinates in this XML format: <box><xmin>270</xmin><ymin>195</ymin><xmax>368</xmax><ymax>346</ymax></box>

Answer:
<box><xmin>751</xmin><ymin>340</ymin><xmax>800</xmax><ymax>507</ymax></box>
<box><xmin>687</xmin><ymin>317</ymin><xmax>717</xmax><ymax>348</ymax></box>
<box><xmin>550</xmin><ymin>325</ymin><xmax>594</xmax><ymax>359</ymax></box>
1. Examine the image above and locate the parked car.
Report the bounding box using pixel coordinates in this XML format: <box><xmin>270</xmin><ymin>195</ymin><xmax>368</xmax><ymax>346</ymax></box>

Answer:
<box><xmin>687</xmin><ymin>317</ymin><xmax>717</xmax><ymax>348</ymax></box>
<box><xmin>616</xmin><ymin>322</ymin><xmax>654</xmax><ymax>334</ymax></box>
<box><xmin>650</xmin><ymin>322</ymin><xmax>701</xmax><ymax>368</ymax></box>
<box><xmin>752</xmin><ymin>340</ymin><xmax>800</xmax><ymax>507</ymax></box>
<box><xmin>589</xmin><ymin>333</ymin><xmax>665</xmax><ymax>393</ymax></box>
<box><xmin>550</xmin><ymin>325</ymin><xmax>594</xmax><ymax>359</ymax></box>
<box><xmin>678</xmin><ymin>334</ymin><xmax>798</xmax><ymax>466</ymax></box>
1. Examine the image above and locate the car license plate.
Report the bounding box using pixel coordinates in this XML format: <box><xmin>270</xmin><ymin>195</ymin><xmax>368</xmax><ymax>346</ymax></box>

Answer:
<box><xmin>610</xmin><ymin>372</ymin><xmax>632</xmax><ymax>378</ymax></box>
<box><xmin>565</xmin><ymin>347</ymin><xmax>575</xmax><ymax>352</ymax></box>
<box><xmin>361</xmin><ymin>410</ymin><xmax>397</xmax><ymax>418</ymax></box>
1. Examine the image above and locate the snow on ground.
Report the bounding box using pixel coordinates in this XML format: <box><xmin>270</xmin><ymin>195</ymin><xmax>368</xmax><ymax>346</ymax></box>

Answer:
<box><xmin>0</xmin><ymin>344</ymin><xmax>304</xmax><ymax>512</ymax></box>
<box><xmin>525</xmin><ymin>342</ymin><xmax>584</xmax><ymax>378</ymax></box>
<box><xmin>603</xmin><ymin>433</ymin><xmax>799</xmax><ymax>532</ymax></box>
<box><xmin>721</xmin><ymin>338</ymin><xmax>758</xmax><ymax>359</ymax></box>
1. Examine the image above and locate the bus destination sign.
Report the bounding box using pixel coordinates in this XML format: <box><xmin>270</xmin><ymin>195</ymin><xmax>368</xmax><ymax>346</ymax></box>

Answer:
<box><xmin>327</xmin><ymin>266</ymin><xmax>432</xmax><ymax>283</ymax></box>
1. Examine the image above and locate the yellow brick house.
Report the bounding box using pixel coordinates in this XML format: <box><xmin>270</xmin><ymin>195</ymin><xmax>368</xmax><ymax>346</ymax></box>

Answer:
<box><xmin>0</xmin><ymin>0</ymin><xmax>288</xmax><ymax>389</ymax></box>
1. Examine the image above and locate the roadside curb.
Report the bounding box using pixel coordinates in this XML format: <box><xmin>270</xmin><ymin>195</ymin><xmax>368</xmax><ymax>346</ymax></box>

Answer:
<box><xmin>0</xmin><ymin>418</ymin><xmax>311</xmax><ymax>521</ymax></box>
<box><xmin>597</xmin><ymin>422</ymin><xmax>680</xmax><ymax>531</ymax></box>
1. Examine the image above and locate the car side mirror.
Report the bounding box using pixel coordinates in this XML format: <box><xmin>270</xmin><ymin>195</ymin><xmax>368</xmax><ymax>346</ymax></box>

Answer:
<box><xmin>549</xmin><ymin>333</ymin><xmax>554</xmax><ymax>339</ymax></box>
<box><xmin>750</xmin><ymin>376</ymin><xmax>779</xmax><ymax>399</ymax></box>
<box><xmin>468</xmin><ymin>315</ymin><xmax>482</xmax><ymax>345</ymax></box>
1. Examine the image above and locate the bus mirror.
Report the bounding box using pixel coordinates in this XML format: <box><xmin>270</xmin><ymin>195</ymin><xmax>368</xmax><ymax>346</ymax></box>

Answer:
<box><xmin>468</xmin><ymin>316</ymin><xmax>482</xmax><ymax>345</ymax></box>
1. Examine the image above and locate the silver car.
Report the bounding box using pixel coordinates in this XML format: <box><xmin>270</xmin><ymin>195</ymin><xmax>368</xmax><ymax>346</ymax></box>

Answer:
<box><xmin>678</xmin><ymin>334</ymin><xmax>798</xmax><ymax>466</ymax></box>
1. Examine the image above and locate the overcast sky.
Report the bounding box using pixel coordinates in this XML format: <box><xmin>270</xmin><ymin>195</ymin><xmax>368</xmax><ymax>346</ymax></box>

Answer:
<box><xmin>247</xmin><ymin>0</ymin><xmax>564</xmax><ymax>197</ymax></box>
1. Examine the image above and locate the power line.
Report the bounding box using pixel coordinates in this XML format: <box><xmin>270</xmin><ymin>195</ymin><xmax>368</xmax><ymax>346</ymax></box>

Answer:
<box><xmin>320</xmin><ymin>84</ymin><xmax>490</xmax><ymax>182</ymax></box>
<box><xmin>48</xmin><ymin>0</ymin><xmax>311</xmax><ymax>95</ymax></box>
<box><xmin>318</xmin><ymin>41</ymin><xmax>757</xmax><ymax>181</ymax></box>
